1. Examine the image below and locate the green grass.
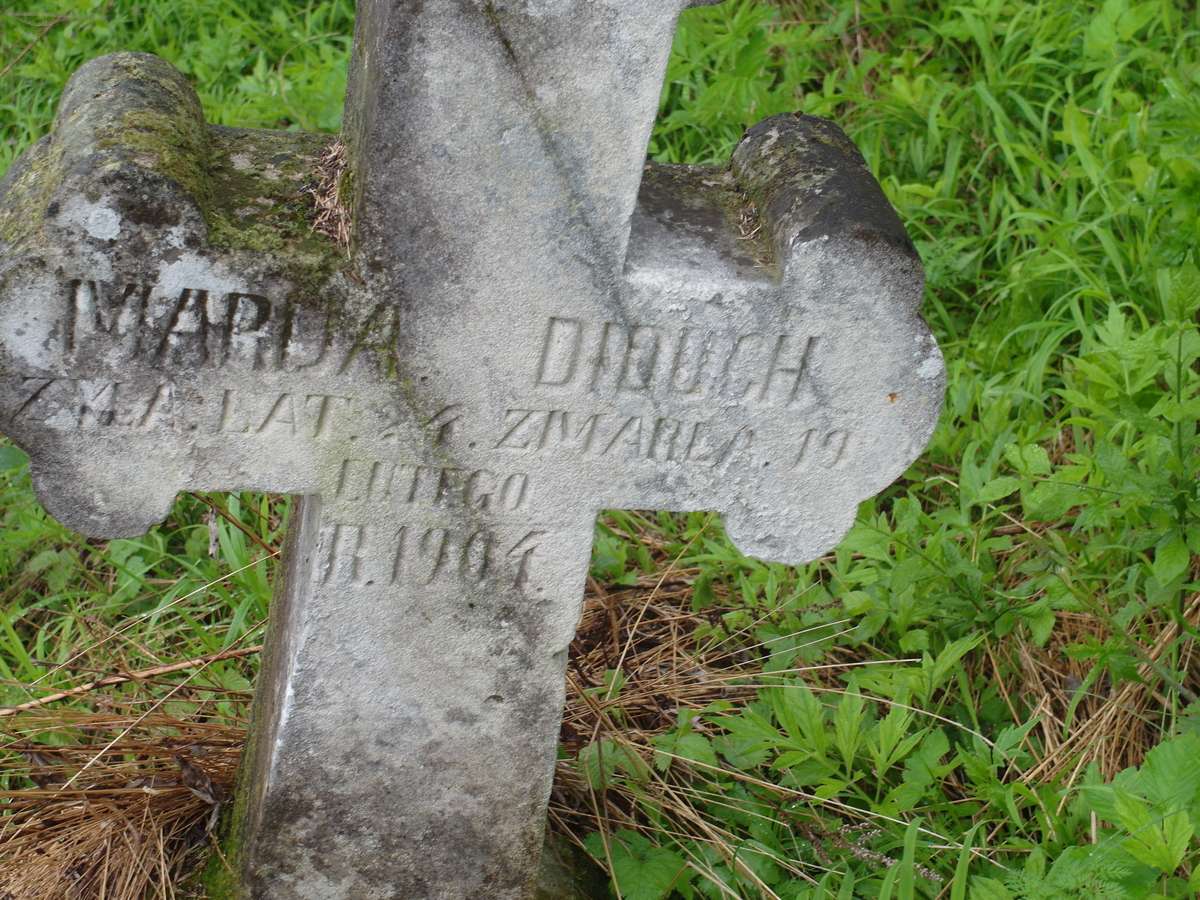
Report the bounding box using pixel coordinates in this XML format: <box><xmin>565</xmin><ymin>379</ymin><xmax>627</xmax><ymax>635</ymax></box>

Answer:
<box><xmin>2</xmin><ymin>0</ymin><xmax>1200</xmax><ymax>897</ymax></box>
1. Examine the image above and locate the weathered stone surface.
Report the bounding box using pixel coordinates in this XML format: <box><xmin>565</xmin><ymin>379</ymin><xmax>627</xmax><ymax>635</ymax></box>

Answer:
<box><xmin>0</xmin><ymin>2</ymin><xmax>944</xmax><ymax>897</ymax></box>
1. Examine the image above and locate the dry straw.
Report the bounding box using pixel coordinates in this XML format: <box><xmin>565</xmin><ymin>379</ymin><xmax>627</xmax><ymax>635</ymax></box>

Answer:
<box><xmin>308</xmin><ymin>140</ymin><xmax>352</xmax><ymax>255</ymax></box>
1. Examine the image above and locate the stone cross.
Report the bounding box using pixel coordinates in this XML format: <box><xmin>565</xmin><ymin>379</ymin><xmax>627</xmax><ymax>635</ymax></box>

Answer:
<box><xmin>0</xmin><ymin>1</ymin><xmax>944</xmax><ymax>897</ymax></box>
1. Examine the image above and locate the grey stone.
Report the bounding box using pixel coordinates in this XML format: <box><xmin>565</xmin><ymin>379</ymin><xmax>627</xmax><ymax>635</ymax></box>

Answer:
<box><xmin>0</xmin><ymin>2</ymin><xmax>944</xmax><ymax>898</ymax></box>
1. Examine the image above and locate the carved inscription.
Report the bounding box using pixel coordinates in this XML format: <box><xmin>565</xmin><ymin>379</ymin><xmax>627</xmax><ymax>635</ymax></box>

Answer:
<box><xmin>4</xmin><ymin>281</ymin><xmax>859</xmax><ymax>500</ymax></box>
<box><xmin>48</xmin><ymin>277</ymin><xmax>427</xmax><ymax>377</ymax></box>
<box><xmin>318</xmin><ymin>523</ymin><xmax>544</xmax><ymax>589</ymax></box>
<box><xmin>335</xmin><ymin>457</ymin><xmax>530</xmax><ymax>511</ymax></box>
<box><xmin>65</xmin><ymin>279</ymin><xmax>334</xmax><ymax>371</ymax></box>
<box><xmin>4</xmin><ymin>375</ymin><xmax>855</xmax><ymax>475</ymax></box>
<box><xmin>377</xmin><ymin>404</ymin><xmax>463</xmax><ymax>447</ymax></box>
<box><xmin>218</xmin><ymin>390</ymin><xmax>351</xmax><ymax>438</ymax></box>
<box><xmin>494</xmin><ymin>407</ymin><xmax>756</xmax><ymax>469</ymax></box>
<box><xmin>535</xmin><ymin>317</ymin><xmax>818</xmax><ymax>407</ymax></box>
<box><xmin>5</xmin><ymin>376</ymin><xmax>175</xmax><ymax>431</ymax></box>
<box><xmin>3</xmin><ymin>377</ymin><xmax>364</xmax><ymax>441</ymax></box>
<box><xmin>792</xmin><ymin>428</ymin><xmax>851</xmax><ymax>471</ymax></box>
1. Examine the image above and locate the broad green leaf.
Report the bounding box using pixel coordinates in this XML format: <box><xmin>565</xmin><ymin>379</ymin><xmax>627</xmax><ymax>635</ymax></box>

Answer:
<box><xmin>612</xmin><ymin>845</ymin><xmax>690</xmax><ymax>900</ymax></box>
<box><xmin>0</xmin><ymin>445</ymin><xmax>27</xmax><ymax>472</ymax></box>
<box><xmin>968</xmin><ymin>876</ymin><xmax>1013</xmax><ymax>900</ymax></box>
<box><xmin>770</xmin><ymin>684</ymin><xmax>828</xmax><ymax>757</ymax></box>
<box><xmin>653</xmin><ymin>731</ymin><xmax>719</xmax><ymax>773</ymax></box>
<box><xmin>1128</xmin><ymin>153</ymin><xmax>1154</xmax><ymax>196</ymax></box>
<box><xmin>579</xmin><ymin>739</ymin><xmax>649</xmax><ymax>790</ymax></box>
<box><xmin>1003</xmin><ymin>443</ymin><xmax>1051</xmax><ymax>477</ymax></box>
<box><xmin>976</xmin><ymin>477</ymin><xmax>1021</xmax><ymax>505</ymax></box>
<box><xmin>1022</xmin><ymin>603</ymin><xmax>1056</xmax><ymax>646</ymax></box>
<box><xmin>1022</xmin><ymin>846</ymin><xmax>1045</xmax><ymax>880</ymax></box>
<box><xmin>1123</xmin><ymin>808</ymin><xmax>1193</xmax><ymax>874</ymax></box>
<box><xmin>927</xmin><ymin>634</ymin><xmax>984</xmax><ymax>697</ymax></box>
<box><xmin>899</xmin><ymin>628</ymin><xmax>930</xmax><ymax>652</ymax></box>
<box><xmin>1152</xmin><ymin>533</ymin><xmax>1190</xmax><ymax>586</ymax></box>
<box><xmin>585</xmin><ymin>830</ymin><xmax>690</xmax><ymax>900</ymax></box>
<box><xmin>833</xmin><ymin>690</ymin><xmax>866</xmax><ymax>773</ymax></box>
<box><xmin>1137</xmin><ymin>734</ymin><xmax>1200</xmax><ymax>809</ymax></box>
<box><xmin>1083</xmin><ymin>0</ymin><xmax>1121</xmax><ymax>57</ymax></box>
<box><xmin>1023</xmin><ymin>480</ymin><xmax>1087</xmax><ymax>521</ymax></box>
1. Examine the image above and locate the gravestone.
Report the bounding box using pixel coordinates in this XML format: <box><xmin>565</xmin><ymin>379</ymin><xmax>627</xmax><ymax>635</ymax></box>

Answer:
<box><xmin>0</xmin><ymin>1</ymin><xmax>944</xmax><ymax>897</ymax></box>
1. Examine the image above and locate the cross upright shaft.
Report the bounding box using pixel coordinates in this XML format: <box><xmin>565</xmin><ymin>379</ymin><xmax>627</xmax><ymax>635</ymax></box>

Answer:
<box><xmin>0</xmin><ymin>1</ymin><xmax>945</xmax><ymax>897</ymax></box>
<box><xmin>244</xmin><ymin>5</ymin><xmax>726</xmax><ymax>894</ymax></box>
<box><xmin>345</xmin><ymin>1</ymin><xmax>690</xmax><ymax>287</ymax></box>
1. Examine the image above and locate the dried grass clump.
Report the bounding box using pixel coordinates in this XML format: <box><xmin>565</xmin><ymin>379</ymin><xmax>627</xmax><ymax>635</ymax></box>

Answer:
<box><xmin>1004</xmin><ymin>590</ymin><xmax>1200</xmax><ymax>784</ymax></box>
<box><xmin>550</xmin><ymin>557</ymin><xmax>795</xmax><ymax>891</ymax></box>
<box><xmin>978</xmin><ymin>499</ymin><xmax>1200</xmax><ymax>786</ymax></box>
<box><xmin>0</xmin><ymin>709</ymin><xmax>244</xmax><ymax>900</ymax></box>
<box><xmin>308</xmin><ymin>139</ymin><xmax>351</xmax><ymax>254</ymax></box>
<box><xmin>554</xmin><ymin>556</ymin><xmax>758</xmax><ymax>797</ymax></box>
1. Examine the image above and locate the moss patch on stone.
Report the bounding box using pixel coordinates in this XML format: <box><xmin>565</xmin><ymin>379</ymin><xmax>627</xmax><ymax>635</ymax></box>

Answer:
<box><xmin>68</xmin><ymin>53</ymin><xmax>211</xmax><ymax>207</ymax></box>
<box><xmin>0</xmin><ymin>137</ymin><xmax>64</xmax><ymax>246</ymax></box>
<box><xmin>206</xmin><ymin>125</ymin><xmax>345</xmax><ymax>286</ymax></box>
<box><xmin>197</xmin><ymin>849</ymin><xmax>244</xmax><ymax>900</ymax></box>
<box><xmin>107</xmin><ymin>107</ymin><xmax>212</xmax><ymax>207</ymax></box>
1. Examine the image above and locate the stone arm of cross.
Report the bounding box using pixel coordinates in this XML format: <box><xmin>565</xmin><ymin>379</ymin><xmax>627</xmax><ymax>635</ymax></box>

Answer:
<box><xmin>0</xmin><ymin>3</ymin><xmax>942</xmax><ymax>568</ymax></box>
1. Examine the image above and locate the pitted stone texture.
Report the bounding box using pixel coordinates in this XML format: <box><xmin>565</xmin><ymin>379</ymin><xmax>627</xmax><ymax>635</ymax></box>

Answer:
<box><xmin>0</xmin><ymin>2</ymin><xmax>944</xmax><ymax>897</ymax></box>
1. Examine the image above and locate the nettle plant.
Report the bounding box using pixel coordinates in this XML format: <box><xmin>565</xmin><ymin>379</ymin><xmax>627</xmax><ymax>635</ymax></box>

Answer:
<box><xmin>986</xmin><ymin>733</ymin><xmax>1200</xmax><ymax>899</ymax></box>
<box><xmin>1046</xmin><ymin>267</ymin><xmax>1200</xmax><ymax>685</ymax></box>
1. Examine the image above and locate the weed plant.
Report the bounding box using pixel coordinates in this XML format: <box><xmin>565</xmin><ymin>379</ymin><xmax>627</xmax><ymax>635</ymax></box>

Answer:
<box><xmin>1</xmin><ymin>0</ymin><xmax>1199</xmax><ymax>897</ymax></box>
